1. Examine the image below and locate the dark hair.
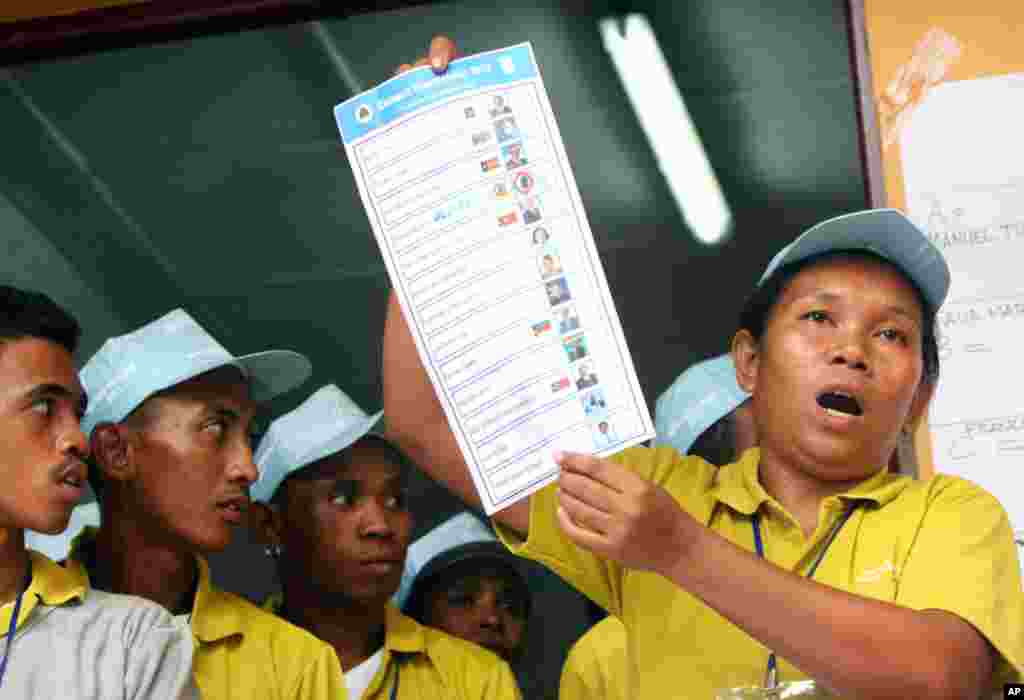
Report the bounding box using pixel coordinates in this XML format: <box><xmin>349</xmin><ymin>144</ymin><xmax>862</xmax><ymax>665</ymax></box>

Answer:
<box><xmin>0</xmin><ymin>285</ymin><xmax>80</xmax><ymax>354</ymax></box>
<box><xmin>689</xmin><ymin>412</ymin><xmax>739</xmax><ymax>466</ymax></box>
<box><xmin>738</xmin><ymin>250</ymin><xmax>940</xmax><ymax>383</ymax></box>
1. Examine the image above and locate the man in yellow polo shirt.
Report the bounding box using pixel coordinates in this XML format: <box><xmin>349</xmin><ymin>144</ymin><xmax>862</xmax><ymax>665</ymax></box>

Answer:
<box><xmin>383</xmin><ymin>205</ymin><xmax>1023</xmax><ymax>698</ymax></box>
<box><xmin>0</xmin><ymin>286</ymin><xmax>196</xmax><ymax>698</ymax></box>
<box><xmin>70</xmin><ymin>309</ymin><xmax>346</xmax><ymax>699</ymax></box>
<box><xmin>249</xmin><ymin>384</ymin><xmax>521</xmax><ymax>700</ymax></box>
<box><xmin>560</xmin><ymin>353</ymin><xmax>755</xmax><ymax>700</ymax></box>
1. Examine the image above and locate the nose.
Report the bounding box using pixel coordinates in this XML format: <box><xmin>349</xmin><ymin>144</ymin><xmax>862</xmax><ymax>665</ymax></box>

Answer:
<box><xmin>357</xmin><ymin>498</ymin><xmax>397</xmax><ymax>539</ymax></box>
<box><xmin>829</xmin><ymin>330</ymin><xmax>870</xmax><ymax>373</ymax></box>
<box><xmin>475</xmin><ymin>591</ymin><xmax>503</xmax><ymax>630</ymax></box>
<box><xmin>57</xmin><ymin>418</ymin><xmax>89</xmax><ymax>458</ymax></box>
<box><xmin>227</xmin><ymin>439</ymin><xmax>259</xmax><ymax>486</ymax></box>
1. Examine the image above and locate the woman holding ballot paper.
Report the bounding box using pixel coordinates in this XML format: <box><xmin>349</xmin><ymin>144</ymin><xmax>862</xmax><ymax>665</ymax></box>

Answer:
<box><xmin>386</xmin><ymin>40</ymin><xmax>1023</xmax><ymax>699</ymax></box>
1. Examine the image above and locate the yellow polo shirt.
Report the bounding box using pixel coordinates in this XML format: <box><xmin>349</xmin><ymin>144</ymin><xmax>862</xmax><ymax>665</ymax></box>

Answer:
<box><xmin>559</xmin><ymin>616</ymin><xmax>627</xmax><ymax>700</ymax></box>
<box><xmin>265</xmin><ymin>596</ymin><xmax>521</xmax><ymax>700</ymax></box>
<box><xmin>68</xmin><ymin>530</ymin><xmax>346</xmax><ymax>700</ymax></box>
<box><xmin>497</xmin><ymin>446</ymin><xmax>1024</xmax><ymax>699</ymax></box>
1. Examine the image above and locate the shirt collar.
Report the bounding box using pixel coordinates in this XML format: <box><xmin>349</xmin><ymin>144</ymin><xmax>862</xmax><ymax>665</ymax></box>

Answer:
<box><xmin>711</xmin><ymin>447</ymin><xmax>910</xmax><ymax>519</ymax></box>
<box><xmin>189</xmin><ymin>555</ymin><xmax>246</xmax><ymax>643</ymax></box>
<box><xmin>383</xmin><ymin>603</ymin><xmax>428</xmax><ymax>656</ymax></box>
<box><xmin>66</xmin><ymin>526</ymin><xmax>244</xmax><ymax>643</ymax></box>
<box><xmin>29</xmin><ymin>549</ymin><xmax>88</xmax><ymax>606</ymax></box>
<box><xmin>0</xmin><ymin>549</ymin><xmax>87</xmax><ymax>633</ymax></box>
<box><xmin>709</xmin><ymin>448</ymin><xmax>770</xmax><ymax>518</ymax></box>
<box><xmin>262</xmin><ymin>594</ymin><xmax>429</xmax><ymax>657</ymax></box>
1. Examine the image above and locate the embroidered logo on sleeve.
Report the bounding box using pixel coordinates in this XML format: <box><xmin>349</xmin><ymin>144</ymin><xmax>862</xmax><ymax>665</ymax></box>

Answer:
<box><xmin>855</xmin><ymin>560</ymin><xmax>898</xmax><ymax>584</ymax></box>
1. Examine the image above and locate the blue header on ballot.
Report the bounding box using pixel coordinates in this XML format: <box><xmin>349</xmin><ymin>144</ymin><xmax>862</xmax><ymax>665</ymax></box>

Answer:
<box><xmin>335</xmin><ymin>43</ymin><xmax>537</xmax><ymax>145</ymax></box>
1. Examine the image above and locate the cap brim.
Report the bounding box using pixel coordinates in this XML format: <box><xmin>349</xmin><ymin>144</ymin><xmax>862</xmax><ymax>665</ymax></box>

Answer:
<box><xmin>761</xmin><ymin>209</ymin><xmax>950</xmax><ymax>311</ymax></box>
<box><xmin>234</xmin><ymin>350</ymin><xmax>312</xmax><ymax>403</ymax></box>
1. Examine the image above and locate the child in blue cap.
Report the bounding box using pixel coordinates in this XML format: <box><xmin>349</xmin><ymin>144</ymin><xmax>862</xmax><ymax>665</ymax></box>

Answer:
<box><xmin>395</xmin><ymin>512</ymin><xmax>531</xmax><ymax>665</ymax></box>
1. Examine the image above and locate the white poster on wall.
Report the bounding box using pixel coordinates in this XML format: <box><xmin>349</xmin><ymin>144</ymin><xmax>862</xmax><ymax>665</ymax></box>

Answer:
<box><xmin>901</xmin><ymin>74</ymin><xmax>1024</xmax><ymax>566</ymax></box>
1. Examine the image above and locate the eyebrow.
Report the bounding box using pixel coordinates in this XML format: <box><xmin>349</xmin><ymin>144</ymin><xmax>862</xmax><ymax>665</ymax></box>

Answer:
<box><xmin>210</xmin><ymin>407</ymin><xmax>242</xmax><ymax>422</ymax></box>
<box><xmin>329</xmin><ymin>469</ymin><xmax>406</xmax><ymax>491</ymax></box>
<box><xmin>804</xmin><ymin>292</ymin><xmax>921</xmax><ymax>323</ymax></box>
<box><xmin>26</xmin><ymin>383</ymin><xmax>77</xmax><ymax>401</ymax></box>
<box><xmin>25</xmin><ymin>383</ymin><xmax>88</xmax><ymax>414</ymax></box>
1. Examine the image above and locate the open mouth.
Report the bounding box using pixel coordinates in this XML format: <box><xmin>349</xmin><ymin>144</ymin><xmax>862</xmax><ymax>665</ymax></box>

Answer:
<box><xmin>817</xmin><ymin>391</ymin><xmax>863</xmax><ymax>417</ymax></box>
<box><xmin>57</xmin><ymin>462</ymin><xmax>86</xmax><ymax>491</ymax></box>
<box><xmin>216</xmin><ymin>497</ymin><xmax>249</xmax><ymax>517</ymax></box>
<box><xmin>362</xmin><ymin>559</ymin><xmax>401</xmax><ymax>570</ymax></box>
<box><xmin>61</xmin><ymin>474</ymin><xmax>83</xmax><ymax>489</ymax></box>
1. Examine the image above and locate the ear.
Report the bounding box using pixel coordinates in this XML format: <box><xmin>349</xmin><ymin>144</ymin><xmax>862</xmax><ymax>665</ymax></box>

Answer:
<box><xmin>249</xmin><ymin>501</ymin><xmax>284</xmax><ymax>547</ymax></box>
<box><xmin>905</xmin><ymin>377</ymin><xmax>935</xmax><ymax>433</ymax></box>
<box><xmin>731</xmin><ymin>329</ymin><xmax>760</xmax><ymax>395</ymax></box>
<box><xmin>89</xmin><ymin>423</ymin><xmax>136</xmax><ymax>484</ymax></box>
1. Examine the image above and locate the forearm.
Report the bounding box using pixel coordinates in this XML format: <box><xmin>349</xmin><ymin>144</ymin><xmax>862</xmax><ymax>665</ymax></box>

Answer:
<box><xmin>382</xmin><ymin>291</ymin><xmax>529</xmax><ymax>532</ymax></box>
<box><xmin>667</xmin><ymin>524</ymin><xmax>991</xmax><ymax>699</ymax></box>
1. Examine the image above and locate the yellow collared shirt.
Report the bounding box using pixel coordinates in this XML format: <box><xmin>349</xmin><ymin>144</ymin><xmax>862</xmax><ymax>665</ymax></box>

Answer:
<box><xmin>498</xmin><ymin>446</ymin><xmax>1024</xmax><ymax>699</ymax></box>
<box><xmin>68</xmin><ymin>530</ymin><xmax>346</xmax><ymax>700</ymax></box>
<box><xmin>559</xmin><ymin>616</ymin><xmax>627</xmax><ymax>700</ymax></box>
<box><xmin>2</xmin><ymin>550</ymin><xmax>196</xmax><ymax>698</ymax></box>
<box><xmin>265</xmin><ymin>596</ymin><xmax>522</xmax><ymax>700</ymax></box>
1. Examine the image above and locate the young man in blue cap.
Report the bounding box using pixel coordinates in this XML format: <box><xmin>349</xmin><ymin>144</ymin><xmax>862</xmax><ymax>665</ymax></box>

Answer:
<box><xmin>249</xmin><ymin>384</ymin><xmax>521</xmax><ymax>700</ymax></box>
<box><xmin>0</xmin><ymin>286</ymin><xmax>196</xmax><ymax>698</ymax></box>
<box><xmin>385</xmin><ymin>194</ymin><xmax>1022</xmax><ymax>696</ymax></box>
<box><xmin>394</xmin><ymin>512</ymin><xmax>531</xmax><ymax>666</ymax></box>
<box><xmin>561</xmin><ymin>353</ymin><xmax>756</xmax><ymax>700</ymax></box>
<box><xmin>71</xmin><ymin>308</ymin><xmax>346</xmax><ymax>700</ymax></box>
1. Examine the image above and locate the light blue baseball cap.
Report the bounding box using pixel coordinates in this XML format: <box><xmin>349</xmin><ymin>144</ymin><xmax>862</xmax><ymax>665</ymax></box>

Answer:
<box><xmin>392</xmin><ymin>511</ymin><xmax>523</xmax><ymax>611</ymax></box>
<box><xmin>758</xmin><ymin>208</ymin><xmax>950</xmax><ymax>312</ymax></box>
<box><xmin>80</xmin><ymin>308</ymin><xmax>311</xmax><ymax>438</ymax></box>
<box><xmin>654</xmin><ymin>354</ymin><xmax>750</xmax><ymax>455</ymax></box>
<box><xmin>252</xmin><ymin>384</ymin><xmax>384</xmax><ymax>503</ymax></box>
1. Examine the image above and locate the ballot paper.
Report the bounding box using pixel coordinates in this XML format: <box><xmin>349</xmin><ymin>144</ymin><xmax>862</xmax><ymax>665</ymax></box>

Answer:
<box><xmin>901</xmin><ymin>73</ymin><xmax>1024</xmax><ymax>539</ymax></box>
<box><xmin>335</xmin><ymin>43</ymin><xmax>654</xmax><ymax>514</ymax></box>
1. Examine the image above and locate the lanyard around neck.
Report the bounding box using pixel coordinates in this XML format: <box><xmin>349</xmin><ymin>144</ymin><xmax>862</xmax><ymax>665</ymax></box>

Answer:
<box><xmin>388</xmin><ymin>655</ymin><xmax>401</xmax><ymax>700</ymax></box>
<box><xmin>0</xmin><ymin>561</ymin><xmax>33</xmax><ymax>689</ymax></box>
<box><xmin>751</xmin><ymin>503</ymin><xmax>858</xmax><ymax>689</ymax></box>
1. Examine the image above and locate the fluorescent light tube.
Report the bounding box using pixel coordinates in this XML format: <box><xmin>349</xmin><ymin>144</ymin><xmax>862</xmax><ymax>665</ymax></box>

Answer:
<box><xmin>599</xmin><ymin>14</ymin><xmax>732</xmax><ymax>245</ymax></box>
